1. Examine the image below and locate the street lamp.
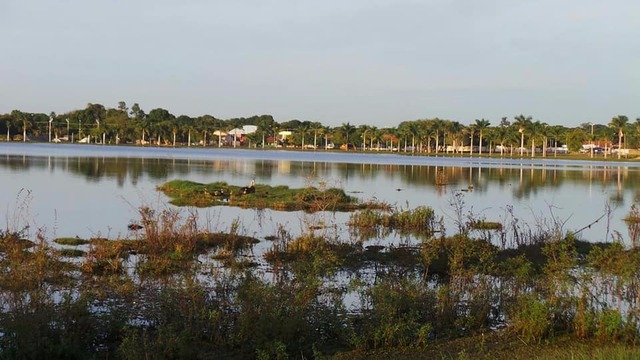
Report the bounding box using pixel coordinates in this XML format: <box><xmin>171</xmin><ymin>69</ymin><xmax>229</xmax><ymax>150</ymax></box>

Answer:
<box><xmin>518</xmin><ymin>127</ymin><xmax>525</xmax><ymax>156</ymax></box>
<box><xmin>48</xmin><ymin>116</ymin><xmax>53</xmax><ymax>143</ymax></box>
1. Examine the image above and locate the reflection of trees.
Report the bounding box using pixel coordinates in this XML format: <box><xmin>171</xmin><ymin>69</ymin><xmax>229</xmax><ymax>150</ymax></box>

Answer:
<box><xmin>1</xmin><ymin>155</ymin><xmax>638</xmax><ymax>201</ymax></box>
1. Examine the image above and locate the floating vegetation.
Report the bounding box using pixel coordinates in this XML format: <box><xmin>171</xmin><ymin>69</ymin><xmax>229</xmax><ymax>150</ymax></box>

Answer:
<box><xmin>197</xmin><ymin>233</ymin><xmax>259</xmax><ymax>252</ymax></box>
<box><xmin>349</xmin><ymin>206</ymin><xmax>439</xmax><ymax>238</ymax></box>
<box><xmin>57</xmin><ymin>248</ymin><xmax>86</xmax><ymax>257</ymax></box>
<box><xmin>158</xmin><ymin>180</ymin><xmax>385</xmax><ymax>211</ymax></box>
<box><xmin>54</xmin><ymin>237</ymin><xmax>90</xmax><ymax>246</ymax></box>
<box><xmin>469</xmin><ymin>220</ymin><xmax>503</xmax><ymax>230</ymax></box>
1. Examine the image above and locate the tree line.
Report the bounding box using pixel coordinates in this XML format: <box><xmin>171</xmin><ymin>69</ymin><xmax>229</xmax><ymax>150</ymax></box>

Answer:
<box><xmin>1</xmin><ymin>102</ymin><xmax>639</xmax><ymax>157</ymax></box>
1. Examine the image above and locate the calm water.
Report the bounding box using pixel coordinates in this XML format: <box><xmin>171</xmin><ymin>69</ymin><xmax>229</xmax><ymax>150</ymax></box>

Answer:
<box><xmin>1</xmin><ymin>143</ymin><xmax>639</xmax><ymax>245</ymax></box>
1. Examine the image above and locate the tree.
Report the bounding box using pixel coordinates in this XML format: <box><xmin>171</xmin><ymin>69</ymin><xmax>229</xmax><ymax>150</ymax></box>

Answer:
<box><xmin>430</xmin><ymin>118</ymin><xmax>444</xmax><ymax>154</ymax></box>
<box><xmin>340</xmin><ymin>122</ymin><xmax>355</xmax><ymax>150</ymax></box>
<box><xmin>566</xmin><ymin>128</ymin><xmax>587</xmax><ymax>152</ymax></box>
<box><xmin>528</xmin><ymin>120</ymin><xmax>547</xmax><ymax>158</ymax></box>
<box><xmin>466</xmin><ymin>125</ymin><xmax>475</xmax><ymax>155</ymax></box>
<box><xmin>11</xmin><ymin>110</ymin><xmax>28</xmax><ymax>142</ymax></box>
<box><xmin>147</xmin><ymin>108</ymin><xmax>176</xmax><ymax>145</ymax></box>
<box><xmin>4</xmin><ymin>117</ymin><xmax>10</xmax><ymax>141</ymax></box>
<box><xmin>398</xmin><ymin>121</ymin><xmax>418</xmax><ymax>153</ymax></box>
<box><xmin>359</xmin><ymin>124</ymin><xmax>371</xmax><ymax>151</ymax></box>
<box><xmin>634</xmin><ymin>117</ymin><xmax>640</xmax><ymax>149</ymax></box>
<box><xmin>546</xmin><ymin>125</ymin><xmax>566</xmax><ymax>157</ymax></box>
<box><xmin>129</xmin><ymin>104</ymin><xmax>148</xmax><ymax>144</ymax></box>
<box><xmin>406</xmin><ymin>122</ymin><xmax>419</xmax><ymax>153</ymax></box>
<box><xmin>257</xmin><ymin>116</ymin><xmax>276</xmax><ymax>148</ymax></box>
<box><xmin>609</xmin><ymin>115</ymin><xmax>629</xmax><ymax>159</ymax></box>
<box><xmin>197</xmin><ymin>115</ymin><xmax>216</xmax><ymax>147</ymax></box>
<box><xmin>117</xmin><ymin>101</ymin><xmax>128</xmax><ymax>113</ymax></box>
<box><xmin>298</xmin><ymin>122</ymin><xmax>311</xmax><ymax>149</ymax></box>
<box><xmin>368</xmin><ymin>127</ymin><xmax>382</xmax><ymax>150</ymax></box>
<box><xmin>493</xmin><ymin>125</ymin><xmax>508</xmax><ymax>155</ymax></box>
<box><xmin>474</xmin><ymin>119</ymin><xmax>491</xmax><ymax>154</ymax></box>
<box><xmin>309</xmin><ymin>122</ymin><xmax>323</xmax><ymax>150</ymax></box>
<box><xmin>445</xmin><ymin>121</ymin><xmax>463</xmax><ymax>153</ymax></box>
<box><xmin>84</xmin><ymin>103</ymin><xmax>106</xmax><ymax>131</ymax></box>
<box><xmin>130</xmin><ymin>103</ymin><xmax>145</xmax><ymax>120</ymax></box>
<box><xmin>513</xmin><ymin>115</ymin><xmax>532</xmax><ymax>156</ymax></box>
<box><xmin>175</xmin><ymin>115</ymin><xmax>195</xmax><ymax>146</ymax></box>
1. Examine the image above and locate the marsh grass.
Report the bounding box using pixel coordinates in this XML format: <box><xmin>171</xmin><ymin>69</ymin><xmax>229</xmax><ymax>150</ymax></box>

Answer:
<box><xmin>158</xmin><ymin>179</ymin><xmax>384</xmax><ymax>212</ymax></box>
<box><xmin>54</xmin><ymin>237</ymin><xmax>90</xmax><ymax>246</ymax></box>
<box><xmin>349</xmin><ymin>206</ymin><xmax>439</xmax><ymax>240</ymax></box>
<box><xmin>57</xmin><ymin>248</ymin><xmax>86</xmax><ymax>257</ymax></box>
<box><xmin>82</xmin><ymin>238</ymin><xmax>131</xmax><ymax>276</ymax></box>
<box><xmin>3</xmin><ymin>193</ymin><xmax>640</xmax><ymax>358</ymax></box>
<box><xmin>469</xmin><ymin>220</ymin><xmax>503</xmax><ymax>230</ymax></box>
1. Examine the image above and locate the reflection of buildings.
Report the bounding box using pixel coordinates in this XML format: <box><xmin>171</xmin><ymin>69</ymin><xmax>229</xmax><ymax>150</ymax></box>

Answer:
<box><xmin>0</xmin><ymin>154</ymin><xmax>638</xmax><ymax>203</ymax></box>
<box><xmin>278</xmin><ymin>160</ymin><xmax>291</xmax><ymax>175</ymax></box>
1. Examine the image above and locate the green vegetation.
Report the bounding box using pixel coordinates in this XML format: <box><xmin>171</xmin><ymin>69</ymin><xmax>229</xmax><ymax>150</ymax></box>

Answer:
<box><xmin>348</xmin><ymin>206</ymin><xmax>440</xmax><ymax>240</ymax></box>
<box><xmin>54</xmin><ymin>237</ymin><xmax>90</xmax><ymax>246</ymax></box>
<box><xmin>2</xmin><ymin>198</ymin><xmax>640</xmax><ymax>358</ymax></box>
<box><xmin>469</xmin><ymin>220</ymin><xmax>503</xmax><ymax>230</ymax></box>
<box><xmin>57</xmin><ymin>248</ymin><xmax>85</xmax><ymax>257</ymax></box>
<box><xmin>3</xmin><ymin>103</ymin><xmax>640</xmax><ymax>160</ymax></box>
<box><xmin>158</xmin><ymin>179</ymin><xmax>378</xmax><ymax>211</ymax></box>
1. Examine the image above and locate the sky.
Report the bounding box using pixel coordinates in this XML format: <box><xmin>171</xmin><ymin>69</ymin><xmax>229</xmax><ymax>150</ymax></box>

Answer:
<box><xmin>1</xmin><ymin>0</ymin><xmax>639</xmax><ymax>128</ymax></box>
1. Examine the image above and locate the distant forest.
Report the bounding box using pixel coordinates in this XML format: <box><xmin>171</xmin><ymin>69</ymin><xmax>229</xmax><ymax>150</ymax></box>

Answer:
<box><xmin>1</xmin><ymin>102</ymin><xmax>639</xmax><ymax>154</ymax></box>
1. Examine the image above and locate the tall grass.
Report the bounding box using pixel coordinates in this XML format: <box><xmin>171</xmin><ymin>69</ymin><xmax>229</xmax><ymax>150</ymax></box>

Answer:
<box><xmin>2</xmin><ymin>196</ymin><xmax>640</xmax><ymax>358</ymax></box>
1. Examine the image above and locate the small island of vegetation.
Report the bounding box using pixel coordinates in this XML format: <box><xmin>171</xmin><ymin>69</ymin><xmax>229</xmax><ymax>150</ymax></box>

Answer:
<box><xmin>158</xmin><ymin>179</ymin><xmax>385</xmax><ymax>212</ymax></box>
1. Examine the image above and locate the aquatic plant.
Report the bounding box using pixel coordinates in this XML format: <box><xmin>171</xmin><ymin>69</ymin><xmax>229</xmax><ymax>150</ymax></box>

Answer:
<box><xmin>158</xmin><ymin>179</ymin><xmax>384</xmax><ymax>212</ymax></box>
<box><xmin>2</xmin><ymin>199</ymin><xmax>640</xmax><ymax>358</ymax></box>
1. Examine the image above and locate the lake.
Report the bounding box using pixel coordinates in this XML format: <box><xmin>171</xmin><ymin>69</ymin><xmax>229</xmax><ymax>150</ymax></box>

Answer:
<box><xmin>1</xmin><ymin>143</ymin><xmax>639</xmax><ymax>247</ymax></box>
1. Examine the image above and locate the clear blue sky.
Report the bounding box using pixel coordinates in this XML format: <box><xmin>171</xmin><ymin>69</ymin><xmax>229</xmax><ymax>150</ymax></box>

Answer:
<box><xmin>1</xmin><ymin>0</ymin><xmax>639</xmax><ymax>127</ymax></box>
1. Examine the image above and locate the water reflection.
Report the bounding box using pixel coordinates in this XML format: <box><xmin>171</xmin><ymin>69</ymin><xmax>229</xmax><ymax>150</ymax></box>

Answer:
<box><xmin>2</xmin><ymin>154</ymin><xmax>637</xmax><ymax>205</ymax></box>
<box><xmin>2</xmin><ymin>146</ymin><xmax>640</xmax><ymax>244</ymax></box>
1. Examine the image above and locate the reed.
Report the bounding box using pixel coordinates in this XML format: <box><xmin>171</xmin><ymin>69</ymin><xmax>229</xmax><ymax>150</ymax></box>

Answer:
<box><xmin>1</xmin><ymin>198</ymin><xmax>640</xmax><ymax>358</ymax></box>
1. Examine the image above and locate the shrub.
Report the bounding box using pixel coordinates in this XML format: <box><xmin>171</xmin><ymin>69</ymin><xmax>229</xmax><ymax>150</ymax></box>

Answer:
<box><xmin>509</xmin><ymin>295</ymin><xmax>552</xmax><ymax>343</ymax></box>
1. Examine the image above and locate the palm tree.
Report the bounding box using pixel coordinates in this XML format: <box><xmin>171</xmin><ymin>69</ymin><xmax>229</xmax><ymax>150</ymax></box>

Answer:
<box><xmin>321</xmin><ymin>126</ymin><xmax>332</xmax><ymax>149</ymax></box>
<box><xmin>381</xmin><ymin>129</ymin><xmax>398</xmax><ymax>151</ymax></box>
<box><xmin>528</xmin><ymin>120</ymin><xmax>546</xmax><ymax>158</ymax></box>
<box><xmin>493</xmin><ymin>126</ymin><xmax>508</xmax><ymax>155</ymax></box>
<box><xmin>309</xmin><ymin>122</ymin><xmax>323</xmax><ymax>149</ymax></box>
<box><xmin>299</xmin><ymin>122</ymin><xmax>310</xmax><ymax>149</ymax></box>
<box><xmin>4</xmin><ymin>118</ymin><xmax>10</xmax><ymax>142</ymax></box>
<box><xmin>408</xmin><ymin>122</ymin><xmax>420</xmax><ymax>153</ymax></box>
<box><xmin>14</xmin><ymin>111</ymin><xmax>32</xmax><ymax>143</ymax></box>
<box><xmin>420</xmin><ymin>121</ymin><xmax>435</xmax><ymax>153</ymax></box>
<box><xmin>397</xmin><ymin>124</ymin><xmax>411</xmax><ymax>152</ymax></box>
<box><xmin>368</xmin><ymin>125</ymin><xmax>378</xmax><ymax>150</ymax></box>
<box><xmin>474</xmin><ymin>119</ymin><xmax>491</xmax><ymax>154</ymax></box>
<box><xmin>430</xmin><ymin>118</ymin><xmax>444</xmax><ymax>154</ymax></box>
<box><xmin>398</xmin><ymin>121</ymin><xmax>417</xmax><ymax>152</ymax></box>
<box><xmin>484</xmin><ymin>127</ymin><xmax>497</xmax><ymax>155</ymax></box>
<box><xmin>341</xmin><ymin>122</ymin><xmax>355</xmax><ymax>150</ymax></box>
<box><xmin>609</xmin><ymin>115</ymin><xmax>629</xmax><ymax>159</ymax></box>
<box><xmin>546</xmin><ymin>125</ymin><xmax>565</xmax><ymax>157</ymax></box>
<box><xmin>359</xmin><ymin>124</ymin><xmax>371</xmax><ymax>151</ymax></box>
<box><xmin>446</xmin><ymin>121</ymin><xmax>464</xmax><ymax>153</ymax></box>
<box><xmin>467</xmin><ymin>124</ymin><xmax>476</xmax><ymax>155</ymax></box>
<box><xmin>371</xmin><ymin>127</ymin><xmax>384</xmax><ymax>150</ymax></box>
<box><xmin>513</xmin><ymin>115</ymin><xmax>532</xmax><ymax>156</ymax></box>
